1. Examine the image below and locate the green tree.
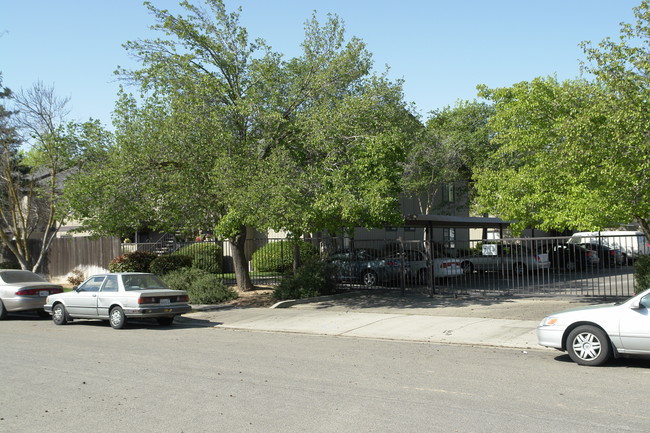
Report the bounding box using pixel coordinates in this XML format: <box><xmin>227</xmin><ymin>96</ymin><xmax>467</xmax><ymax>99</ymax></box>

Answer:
<box><xmin>401</xmin><ymin>101</ymin><xmax>494</xmax><ymax>215</ymax></box>
<box><xmin>0</xmin><ymin>80</ymin><xmax>112</xmax><ymax>271</ymax></box>
<box><xmin>474</xmin><ymin>1</ymin><xmax>650</xmax><ymax>237</ymax></box>
<box><xmin>474</xmin><ymin>78</ymin><xmax>611</xmax><ymax>234</ymax></box>
<box><xmin>67</xmin><ymin>0</ymin><xmax>414</xmax><ymax>289</ymax></box>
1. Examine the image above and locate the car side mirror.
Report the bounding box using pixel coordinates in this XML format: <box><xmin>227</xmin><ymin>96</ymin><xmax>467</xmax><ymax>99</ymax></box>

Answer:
<box><xmin>631</xmin><ymin>295</ymin><xmax>650</xmax><ymax>310</ymax></box>
<box><xmin>641</xmin><ymin>295</ymin><xmax>650</xmax><ymax>309</ymax></box>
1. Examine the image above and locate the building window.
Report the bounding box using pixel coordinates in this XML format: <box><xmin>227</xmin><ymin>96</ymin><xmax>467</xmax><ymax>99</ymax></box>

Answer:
<box><xmin>443</xmin><ymin>183</ymin><xmax>455</xmax><ymax>203</ymax></box>
<box><xmin>443</xmin><ymin>228</ymin><xmax>456</xmax><ymax>249</ymax></box>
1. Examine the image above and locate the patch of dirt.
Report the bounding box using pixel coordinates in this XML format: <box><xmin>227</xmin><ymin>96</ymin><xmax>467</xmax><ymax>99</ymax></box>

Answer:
<box><xmin>220</xmin><ymin>286</ymin><xmax>276</xmax><ymax>308</ymax></box>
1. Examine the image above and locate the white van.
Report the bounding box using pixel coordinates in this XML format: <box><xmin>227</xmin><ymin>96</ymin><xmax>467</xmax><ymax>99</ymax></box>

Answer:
<box><xmin>568</xmin><ymin>231</ymin><xmax>649</xmax><ymax>261</ymax></box>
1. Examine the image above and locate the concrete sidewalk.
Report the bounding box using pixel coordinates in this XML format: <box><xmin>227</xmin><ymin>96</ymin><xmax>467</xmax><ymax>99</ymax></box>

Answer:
<box><xmin>182</xmin><ymin>291</ymin><xmax>617</xmax><ymax>350</ymax></box>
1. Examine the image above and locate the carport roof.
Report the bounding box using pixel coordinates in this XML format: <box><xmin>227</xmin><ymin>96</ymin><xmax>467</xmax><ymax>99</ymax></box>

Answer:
<box><xmin>403</xmin><ymin>214</ymin><xmax>512</xmax><ymax>229</ymax></box>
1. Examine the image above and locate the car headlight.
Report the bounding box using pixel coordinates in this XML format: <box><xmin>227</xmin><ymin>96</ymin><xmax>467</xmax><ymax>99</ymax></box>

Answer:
<box><xmin>539</xmin><ymin>316</ymin><xmax>560</xmax><ymax>326</ymax></box>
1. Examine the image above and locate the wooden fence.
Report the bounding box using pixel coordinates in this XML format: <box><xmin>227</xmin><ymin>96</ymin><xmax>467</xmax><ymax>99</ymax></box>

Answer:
<box><xmin>46</xmin><ymin>237</ymin><xmax>121</xmax><ymax>278</ymax></box>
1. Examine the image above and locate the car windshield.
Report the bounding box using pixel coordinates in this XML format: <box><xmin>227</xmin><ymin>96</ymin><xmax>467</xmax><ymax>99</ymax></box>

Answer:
<box><xmin>0</xmin><ymin>270</ymin><xmax>46</xmax><ymax>284</ymax></box>
<box><xmin>122</xmin><ymin>274</ymin><xmax>169</xmax><ymax>291</ymax></box>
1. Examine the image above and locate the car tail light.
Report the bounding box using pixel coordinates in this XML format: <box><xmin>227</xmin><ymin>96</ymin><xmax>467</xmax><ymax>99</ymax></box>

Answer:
<box><xmin>15</xmin><ymin>288</ymin><xmax>63</xmax><ymax>296</ymax></box>
<box><xmin>138</xmin><ymin>295</ymin><xmax>189</xmax><ymax>304</ymax></box>
<box><xmin>534</xmin><ymin>255</ymin><xmax>541</xmax><ymax>263</ymax></box>
<box><xmin>386</xmin><ymin>259</ymin><xmax>400</xmax><ymax>267</ymax></box>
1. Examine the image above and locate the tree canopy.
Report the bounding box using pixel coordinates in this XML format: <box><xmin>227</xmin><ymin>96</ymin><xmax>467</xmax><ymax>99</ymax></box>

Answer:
<box><xmin>0</xmin><ymin>79</ymin><xmax>112</xmax><ymax>271</ymax></box>
<box><xmin>64</xmin><ymin>0</ymin><xmax>416</xmax><ymax>289</ymax></box>
<box><xmin>473</xmin><ymin>1</ymin><xmax>650</xmax><ymax>237</ymax></box>
<box><xmin>401</xmin><ymin>101</ymin><xmax>494</xmax><ymax>215</ymax></box>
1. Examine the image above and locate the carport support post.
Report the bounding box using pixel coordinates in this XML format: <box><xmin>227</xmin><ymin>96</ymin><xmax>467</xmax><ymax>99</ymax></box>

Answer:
<box><xmin>427</xmin><ymin>223</ymin><xmax>436</xmax><ymax>297</ymax></box>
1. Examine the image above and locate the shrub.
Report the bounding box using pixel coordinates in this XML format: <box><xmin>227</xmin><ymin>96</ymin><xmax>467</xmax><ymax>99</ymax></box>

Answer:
<box><xmin>175</xmin><ymin>243</ymin><xmax>223</xmax><ymax>274</ymax></box>
<box><xmin>67</xmin><ymin>269</ymin><xmax>86</xmax><ymax>286</ymax></box>
<box><xmin>0</xmin><ymin>261</ymin><xmax>20</xmax><ymax>269</ymax></box>
<box><xmin>251</xmin><ymin>240</ymin><xmax>318</xmax><ymax>273</ymax></box>
<box><xmin>108</xmin><ymin>251</ymin><xmax>158</xmax><ymax>273</ymax></box>
<box><xmin>634</xmin><ymin>255</ymin><xmax>650</xmax><ymax>294</ymax></box>
<box><xmin>150</xmin><ymin>255</ymin><xmax>193</xmax><ymax>276</ymax></box>
<box><xmin>163</xmin><ymin>267</ymin><xmax>237</xmax><ymax>304</ymax></box>
<box><xmin>273</xmin><ymin>260</ymin><xmax>338</xmax><ymax>300</ymax></box>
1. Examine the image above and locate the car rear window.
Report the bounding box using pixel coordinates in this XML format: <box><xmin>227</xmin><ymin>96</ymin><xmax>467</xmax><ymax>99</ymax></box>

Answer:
<box><xmin>0</xmin><ymin>271</ymin><xmax>46</xmax><ymax>284</ymax></box>
<box><xmin>122</xmin><ymin>274</ymin><xmax>169</xmax><ymax>291</ymax></box>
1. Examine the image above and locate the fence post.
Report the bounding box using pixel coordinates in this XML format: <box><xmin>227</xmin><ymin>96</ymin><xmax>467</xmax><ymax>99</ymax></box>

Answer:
<box><xmin>398</xmin><ymin>237</ymin><xmax>405</xmax><ymax>296</ymax></box>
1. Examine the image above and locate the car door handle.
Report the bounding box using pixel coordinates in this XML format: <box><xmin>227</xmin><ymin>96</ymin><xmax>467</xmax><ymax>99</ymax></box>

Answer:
<box><xmin>92</xmin><ymin>294</ymin><xmax>97</xmax><ymax>297</ymax></box>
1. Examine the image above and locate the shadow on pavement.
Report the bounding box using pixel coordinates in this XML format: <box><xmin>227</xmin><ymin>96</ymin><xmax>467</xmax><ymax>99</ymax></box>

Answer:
<box><xmin>294</xmin><ymin>289</ymin><xmax>626</xmax><ymax>321</ymax></box>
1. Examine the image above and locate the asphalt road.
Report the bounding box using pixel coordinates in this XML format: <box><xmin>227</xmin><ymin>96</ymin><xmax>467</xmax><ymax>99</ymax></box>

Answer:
<box><xmin>2</xmin><ymin>316</ymin><xmax>650</xmax><ymax>433</ymax></box>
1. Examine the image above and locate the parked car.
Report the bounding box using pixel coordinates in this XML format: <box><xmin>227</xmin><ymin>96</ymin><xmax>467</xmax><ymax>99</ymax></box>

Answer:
<box><xmin>44</xmin><ymin>273</ymin><xmax>191</xmax><ymax>329</ymax></box>
<box><xmin>327</xmin><ymin>249</ymin><xmax>407</xmax><ymax>287</ymax></box>
<box><xmin>568</xmin><ymin>230</ymin><xmax>649</xmax><ymax>262</ymax></box>
<box><xmin>537</xmin><ymin>288</ymin><xmax>650</xmax><ymax>366</ymax></box>
<box><xmin>577</xmin><ymin>242</ymin><xmax>624</xmax><ymax>268</ymax></box>
<box><xmin>545</xmin><ymin>243</ymin><xmax>599</xmax><ymax>271</ymax></box>
<box><xmin>0</xmin><ymin>270</ymin><xmax>63</xmax><ymax>319</ymax></box>
<box><xmin>460</xmin><ymin>244</ymin><xmax>550</xmax><ymax>275</ymax></box>
<box><xmin>401</xmin><ymin>249</ymin><xmax>463</xmax><ymax>282</ymax></box>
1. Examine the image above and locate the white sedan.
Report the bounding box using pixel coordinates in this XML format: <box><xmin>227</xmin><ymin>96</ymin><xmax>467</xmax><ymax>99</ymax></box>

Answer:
<box><xmin>44</xmin><ymin>273</ymin><xmax>191</xmax><ymax>329</ymax></box>
<box><xmin>0</xmin><ymin>269</ymin><xmax>63</xmax><ymax>319</ymax></box>
<box><xmin>537</xmin><ymin>288</ymin><xmax>650</xmax><ymax>366</ymax></box>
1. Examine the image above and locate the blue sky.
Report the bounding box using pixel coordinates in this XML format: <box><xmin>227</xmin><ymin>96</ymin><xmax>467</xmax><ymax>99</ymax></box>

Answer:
<box><xmin>1</xmin><ymin>0</ymin><xmax>639</xmax><ymax>128</ymax></box>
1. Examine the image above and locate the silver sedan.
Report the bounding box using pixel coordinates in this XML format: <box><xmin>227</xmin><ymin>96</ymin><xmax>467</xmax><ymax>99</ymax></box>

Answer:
<box><xmin>44</xmin><ymin>273</ymin><xmax>191</xmax><ymax>329</ymax></box>
<box><xmin>537</xmin><ymin>288</ymin><xmax>650</xmax><ymax>366</ymax></box>
<box><xmin>0</xmin><ymin>269</ymin><xmax>63</xmax><ymax>319</ymax></box>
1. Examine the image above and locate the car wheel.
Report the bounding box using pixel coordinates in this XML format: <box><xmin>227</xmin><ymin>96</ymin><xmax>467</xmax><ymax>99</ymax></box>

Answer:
<box><xmin>362</xmin><ymin>270</ymin><xmax>377</xmax><ymax>287</ymax></box>
<box><xmin>157</xmin><ymin>316</ymin><xmax>174</xmax><ymax>326</ymax></box>
<box><xmin>109</xmin><ymin>306</ymin><xmax>127</xmax><ymax>329</ymax></box>
<box><xmin>513</xmin><ymin>263</ymin><xmax>527</xmax><ymax>276</ymax></box>
<box><xmin>52</xmin><ymin>303</ymin><xmax>68</xmax><ymax>325</ymax></box>
<box><xmin>0</xmin><ymin>300</ymin><xmax>7</xmax><ymax>320</ymax></box>
<box><xmin>566</xmin><ymin>325</ymin><xmax>611</xmax><ymax>366</ymax></box>
<box><xmin>565</xmin><ymin>261</ymin><xmax>577</xmax><ymax>271</ymax></box>
<box><xmin>461</xmin><ymin>261</ymin><xmax>474</xmax><ymax>274</ymax></box>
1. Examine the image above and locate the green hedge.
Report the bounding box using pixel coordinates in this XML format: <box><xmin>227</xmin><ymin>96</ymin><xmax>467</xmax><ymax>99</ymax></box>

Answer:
<box><xmin>109</xmin><ymin>251</ymin><xmax>158</xmax><ymax>273</ymax></box>
<box><xmin>175</xmin><ymin>243</ymin><xmax>223</xmax><ymax>274</ymax></box>
<box><xmin>273</xmin><ymin>260</ymin><xmax>338</xmax><ymax>300</ymax></box>
<box><xmin>635</xmin><ymin>255</ymin><xmax>650</xmax><ymax>294</ymax></box>
<box><xmin>163</xmin><ymin>267</ymin><xmax>237</xmax><ymax>304</ymax></box>
<box><xmin>150</xmin><ymin>255</ymin><xmax>193</xmax><ymax>276</ymax></box>
<box><xmin>251</xmin><ymin>240</ymin><xmax>318</xmax><ymax>273</ymax></box>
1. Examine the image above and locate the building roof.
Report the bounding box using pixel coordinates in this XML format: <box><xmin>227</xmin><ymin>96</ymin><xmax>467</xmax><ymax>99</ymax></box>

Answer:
<box><xmin>403</xmin><ymin>214</ymin><xmax>511</xmax><ymax>229</ymax></box>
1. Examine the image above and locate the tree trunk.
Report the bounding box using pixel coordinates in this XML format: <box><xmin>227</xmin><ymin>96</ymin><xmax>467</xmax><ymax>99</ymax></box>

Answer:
<box><xmin>230</xmin><ymin>226</ymin><xmax>254</xmax><ymax>291</ymax></box>
<box><xmin>637</xmin><ymin>218</ymin><xmax>650</xmax><ymax>246</ymax></box>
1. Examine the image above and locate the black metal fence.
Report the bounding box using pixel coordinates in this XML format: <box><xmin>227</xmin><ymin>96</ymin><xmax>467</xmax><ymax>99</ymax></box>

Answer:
<box><xmin>127</xmin><ymin>234</ymin><xmax>644</xmax><ymax>298</ymax></box>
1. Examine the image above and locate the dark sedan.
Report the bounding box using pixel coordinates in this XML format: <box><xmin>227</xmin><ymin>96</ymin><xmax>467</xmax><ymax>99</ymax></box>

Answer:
<box><xmin>328</xmin><ymin>249</ymin><xmax>407</xmax><ymax>287</ymax></box>
<box><xmin>577</xmin><ymin>242</ymin><xmax>624</xmax><ymax>267</ymax></box>
<box><xmin>545</xmin><ymin>243</ymin><xmax>600</xmax><ymax>271</ymax></box>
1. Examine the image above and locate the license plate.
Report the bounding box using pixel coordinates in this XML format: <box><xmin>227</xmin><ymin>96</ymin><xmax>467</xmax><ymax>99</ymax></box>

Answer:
<box><xmin>160</xmin><ymin>298</ymin><xmax>171</xmax><ymax>306</ymax></box>
<box><xmin>39</xmin><ymin>290</ymin><xmax>49</xmax><ymax>296</ymax></box>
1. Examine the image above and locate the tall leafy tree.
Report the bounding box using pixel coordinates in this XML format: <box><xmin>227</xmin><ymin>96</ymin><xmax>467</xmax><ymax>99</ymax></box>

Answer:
<box><xmin>401</xmin><ymin>101</ymin><xmax>494</xmax><ymax>215</ymax></box>
<box><xmin>68</xmin><ymin>0</ymin><xmax>414</xmax><ymax>289</ymax></box>
<box><xmin>0</xmin><ymin>80</ymin><xmax>111</xmax><ymax>271</ymax></box>
<box><xmin>474</xmin><ymin>1</ymin><xmax>650</xmax><ymax>237</ymax></box>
